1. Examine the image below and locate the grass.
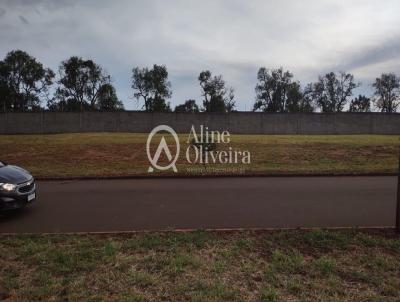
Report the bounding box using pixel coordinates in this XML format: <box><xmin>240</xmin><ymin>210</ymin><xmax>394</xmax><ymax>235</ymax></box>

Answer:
<box><xmin>0</xmin><ymin>229</ymin><xmax>399</xmax><ymax>301</ymax></box>
<box><xmin>0</xmin><ymin>133</ymin><xmax>399</xmax><ymax>178</ymax></box>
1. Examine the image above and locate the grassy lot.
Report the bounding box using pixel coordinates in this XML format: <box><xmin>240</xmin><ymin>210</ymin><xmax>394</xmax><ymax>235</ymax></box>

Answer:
<box><xmin>0</xmin><ymin>229</ymin><xmax>399</xmax><ymax>301</ymax></box>
<box><xmin>0</xmin><ymin>133</ymin><xmax>399</xmax><ymax>178</ymax></box>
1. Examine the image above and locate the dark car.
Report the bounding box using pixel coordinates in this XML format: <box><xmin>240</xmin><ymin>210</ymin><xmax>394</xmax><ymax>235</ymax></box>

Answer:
<box><xmin>0</xmin><ymin>161</ymin><xmax>36</xmax><ymax>211</ymax></box>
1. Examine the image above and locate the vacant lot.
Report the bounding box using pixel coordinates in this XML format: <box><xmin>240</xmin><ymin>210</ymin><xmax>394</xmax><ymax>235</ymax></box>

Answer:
<box><xmin>0</xmin><ymin>133</ymin><xmax>399</xmax><ymax>178</ymax></box>
<box><xmin>0</xmin><ymin>230</ymin><xmax>399</xmax><ymax>301</ymax></box>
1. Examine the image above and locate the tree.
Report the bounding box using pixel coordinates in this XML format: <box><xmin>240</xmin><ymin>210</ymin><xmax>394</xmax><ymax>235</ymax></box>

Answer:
<box><xmin>311</xmin><ymin>71</ymin><xmax>358</xmax><ymax>112</ymax></box>
<box><xmin>47</xmin><ymin>97</ymin><xmax>91</xmax><ymax>112</ymax></box>
<box><xmin>225</xmin><ymin>87</ymin><xmax>236</xmax><ymax>113</ymax></box>
<box><xmin>285</xmin><ymin>82</ymin><xmax>303</xmax><ymax>112</ymax></box>
<box><xmin>253</xmin><ymin>67</ymin><xmax>311</xmax><ymax>112</ymax></box>
<box><xmin>298</xmin><ymin>83</ymin><xmax>316</xmax><ymax>112</ymax></box>
<box><xmin>349</xmin><ymin>95</ymin><xmax>371</xmax><ymax>112</ymax></box>
<box><xmin>0</xmin><ymin>50</ymin><xmax>54</xmax><ymax>112</ymax></box>
<box><xmin>97</xmin><ymin>83</ymin><xmax>124</xmax><ymax>111</ymax></box>
<box><xmin>0</xmin><ymin>62</ymin><xmax>11</xmax><ymax>112</ymax></box>
<box><xmin>254</xmin><ymin>67</ymin><xmax>291</xmax><ymax>112</ymax></box>
<box><xmin>148</xmin><ymin>95</ymin><xmax>171</xmax><ymax>112</ymax></box>
<box><xmin>372</xmin><ymin>73</ymin><xmax>400</xmax><ymax>112</ymax></box>
<box><xmin>55</xmin><ymin>56</ymin><xmax>110</xmax><ymax>111</ymax></box>
<box><xmin>198</xmin><ymin>70</ymin><xmax>235</xmax><ymax>113</ymax></box>
<box><xmin>131</xmin><ymin>64</ymin><xmax>172</xmax><ymax>112</ymax></box>
<box><xmin>175</xmin><ymin>99</ymin><xmax>199</xmax><ymax>113</ymax></box>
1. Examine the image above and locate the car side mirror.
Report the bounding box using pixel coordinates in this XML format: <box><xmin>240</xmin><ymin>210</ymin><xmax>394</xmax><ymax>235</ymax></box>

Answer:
<box><xmin>0</xmin><ymin>161</ymin><xmax>7</xmax><ymax>166</ymax></box>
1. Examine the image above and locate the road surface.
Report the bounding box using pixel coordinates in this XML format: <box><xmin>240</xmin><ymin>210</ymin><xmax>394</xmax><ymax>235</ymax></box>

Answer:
<box><xmin>0</xmin><ymin>176</ymin><xmax>397</xmax><ymax>234</ymax></box>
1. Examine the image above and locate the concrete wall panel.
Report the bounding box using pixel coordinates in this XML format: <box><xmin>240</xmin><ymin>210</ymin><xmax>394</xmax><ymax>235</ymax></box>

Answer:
<box><xmin>0</xmin><ymin>112</ymin><xmax>398</xmax><ymax>135</ymax></box>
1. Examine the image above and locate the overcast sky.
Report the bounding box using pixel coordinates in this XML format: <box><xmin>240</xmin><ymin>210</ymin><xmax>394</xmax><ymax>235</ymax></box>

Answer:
<box><xmin>1</xmin><ymin>0</ymin><xmax>399</xmax><ymax>110</ymax></box>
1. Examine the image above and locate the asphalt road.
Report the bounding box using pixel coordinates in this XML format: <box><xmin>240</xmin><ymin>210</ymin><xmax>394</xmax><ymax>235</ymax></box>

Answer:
<box><xmin>0</xmin><ymin>176</ymin><xmax>397</xmax><ymax>234</ymax></box>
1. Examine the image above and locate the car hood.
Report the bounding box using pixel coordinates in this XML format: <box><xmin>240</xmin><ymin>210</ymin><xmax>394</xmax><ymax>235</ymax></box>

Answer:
<box><xmin>0</xmin><ymin>165</ymin><xmax>32</xmax><ymax>184</ymax></box>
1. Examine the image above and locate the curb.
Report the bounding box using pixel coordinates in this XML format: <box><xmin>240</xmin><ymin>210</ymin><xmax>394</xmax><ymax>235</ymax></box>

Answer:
<box><xmin>0</xmin><ymin>226</ymin><xmax>396</xmax><ymax>236</ymax></box>
<box><xmin>35</xmin><ymin>172</ymin><xmax>399</xmax><ymax>181</ymax></box>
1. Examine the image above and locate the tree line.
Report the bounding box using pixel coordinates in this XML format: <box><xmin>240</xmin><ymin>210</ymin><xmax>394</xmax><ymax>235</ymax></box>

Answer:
<box><xmin>0</xmin><ymin>49</ymin><xmax>399</xmax><ymax>113</ymax></box>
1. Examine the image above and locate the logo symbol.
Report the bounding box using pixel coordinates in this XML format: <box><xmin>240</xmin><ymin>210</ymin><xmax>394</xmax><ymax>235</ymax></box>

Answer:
<box><xmin>146</xmin><ymin>125</ymin><xmax>180</xmax><ymax>172</ymax></box>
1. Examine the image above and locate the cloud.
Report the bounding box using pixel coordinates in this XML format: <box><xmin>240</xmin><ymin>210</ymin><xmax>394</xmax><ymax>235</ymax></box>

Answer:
<box><xmin>0</xmin><ymin>0</ymin><xmax>399</xmax><ymax>110</ymax></box>
<box><xmin>18</xmin><ymin>15</ymin><xmax>29</xmax><ymax>24</ymax></box>
<box><xmin>339</xmin><ymin>36</ymin><xmax>400</xmax><ymax>74</ymax></box>
<box><xmin>3</xmin><ymin>0</ymin><xmax>78</xmax><ymax>11</ymax></box>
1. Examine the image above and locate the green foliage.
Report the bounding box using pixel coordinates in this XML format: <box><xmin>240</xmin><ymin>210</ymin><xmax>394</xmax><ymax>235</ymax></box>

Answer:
<box><xmin>97</xmin><ymin>83</ymin><xmax>124</xmax><ymax>111</ymax></box>
<box><xmin>174</xmin><ymin>99</ymin><xmax>199</xmax><ymax>113</ymax></box>
<box><xmin>305</xmin><ymin>229</ymin><xmax>350</xmax><ymax>251</ymax></box>
<box><xmin>313</xmin><ymin>256</ymin><xmax>336</xmax><ymax>275</ymax></box>
<box><xmin>0</xmin><ymin>50</ymin><xmax>54</xmax><ymax>112</ymax></box>
<box><xmin>1</xmin><ymin>230</ymin><xmax>400</xmax><ymax>301</ymax></box>
<box><xmin>104</xmin><ymin>241</ymin><xmax>116</xmax><ymax>257</ymax></box>
<box><xmin>271</xmin><ymin>249</ymin><xmax>304</xmax><ymax>273</ymax></box>
<box><xmin>1</xmin><ymin>48</ymin><xmax>399</xmax><ymax>114</ymax></box>
<box><xmin>260</xmin><ymin>287</ymin><xmax>278</xmax><ymax>302</ymax></box>
<box><xmin>51</xmin><ymin>56</ymin><xmax>112</xmax><ymax>111</ymax></box>
<box><xmin>286</xmin><ymin>81</ymin><xmax>314</xmax><ymax>112</ymax></box>
<box><xmin>310</xmin><ymin>71</ymin><xmax>359</xmax><ymax>112</ymax></box>
<box><xmin>131</xmin><ymin>64</ymin><xmax>172</xmax><ymax>112</ymax></box>
<box><xmin>254</xmin><ymin>67</ymin><xmax>310</xmax><ymax>112</ymax></box>
<box><xmin>349</xmin><ymin>95</ymin><xmax>371</xmax><ymax>112</ymax></box>
<box><xmin>198</xmin><ymin>70</ymin><xmax>235</xmax><ymax>112</ymax></box>
<box><xmin>373</xmin><ymin>73</ymin><xmax>400</xmax><ymax>112</ymax></box>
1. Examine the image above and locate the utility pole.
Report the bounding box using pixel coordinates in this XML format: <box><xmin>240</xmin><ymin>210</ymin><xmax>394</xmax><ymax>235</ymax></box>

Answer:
<box><xmin>397</xmin><ymin>142</ymin><xmax>400</xmax><ymax>234</ymax></box>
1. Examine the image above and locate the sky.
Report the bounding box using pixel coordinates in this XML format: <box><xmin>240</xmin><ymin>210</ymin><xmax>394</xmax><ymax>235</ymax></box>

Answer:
<box><xmin>0</xmin><ymin>0</ymin><xmax>399</xmax><ymax>111</ymax></box>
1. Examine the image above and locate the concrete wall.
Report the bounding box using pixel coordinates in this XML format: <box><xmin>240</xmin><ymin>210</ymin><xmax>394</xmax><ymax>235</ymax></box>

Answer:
<box><xmin>0</xmin><ymin>112</ymin><xmax>399</xmax><ymax>135</ymax></box>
